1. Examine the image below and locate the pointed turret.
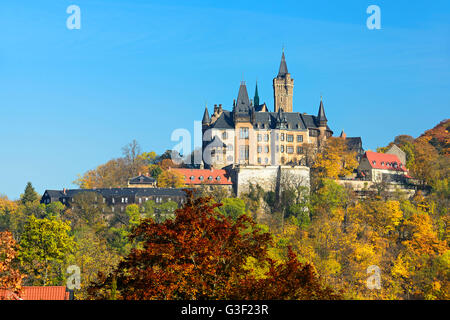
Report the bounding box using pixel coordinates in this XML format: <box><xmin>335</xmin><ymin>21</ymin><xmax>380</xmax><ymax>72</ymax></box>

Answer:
<box><xmin>254</xmin><ymin>81</ymin><xmax>260</xmax><ymax>107</ymax></box>
<box><xmin>202</xmin><ymin>105</ymin><xmax>210</xmax><ymax>125</ymax></box>
<box><xmin>317</xmin><ymin>96</ymin><xmax>327</xmax><ymax>127</ymax></box>
<box><xmin>236</xmin><ymin>81</ymin><xmax>250</xmax><ymax>112</ymax></box>
<box><xmin>277</xmin><ymin>50</ymin><xmax>289</xmax><ymax>78</ymax></box>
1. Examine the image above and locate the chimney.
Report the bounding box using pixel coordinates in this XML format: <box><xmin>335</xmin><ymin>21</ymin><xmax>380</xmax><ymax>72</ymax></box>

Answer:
<box><xmin>63</xmin><ymin>188</ymin><xmax>66</xmax><ymax>194</ymax></box>
<box><xmin>219</xmin><ymin>104</ymin><xmax>222</xmax><ymax>112</ymax></box>
<box><xmin>138</xmin><ymin>172</ymin><xmax>141</xmax><ymax>176</ymax></box>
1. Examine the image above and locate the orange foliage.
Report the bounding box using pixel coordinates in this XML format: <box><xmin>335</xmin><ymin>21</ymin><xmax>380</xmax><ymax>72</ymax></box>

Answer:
<box><xmin>87</xmin><ymin>192</ymin><xmax>340</xmax><ymax>300</ymax></box>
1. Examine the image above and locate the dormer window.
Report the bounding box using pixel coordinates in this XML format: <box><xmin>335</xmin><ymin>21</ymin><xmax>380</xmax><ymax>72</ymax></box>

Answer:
<box><xmin>216</xmin><ymin>176</ymin><xmax>221</xmax><ymax>181</ymax></box>
<box><xmin>381</xmin><ymin>162</ymin><xmax>384</xmax><ymax>166</ymax></box>
<box><xmin>208</xmin><ymin>176</ymin><xmax>213</xmax><ymax>181</ymax></box>
<box><xmin>372</xmin><ymin>161</ymin><xmax>376</xmax><ymax>165</ymax></box>
<box><xmin>199</xmin><ymin>176</ymin><xmax>204</xmax><ymax>181</ymax></box>
<box><xmin>190</xmin><ymin>176</ymin><xmax>195</xmax><ymax>180</ymax></box>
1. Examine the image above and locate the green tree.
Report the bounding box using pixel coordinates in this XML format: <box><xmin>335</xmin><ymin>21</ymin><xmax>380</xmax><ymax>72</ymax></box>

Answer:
<box><xmin>20</xmin><ymin>182</ymin><xmax>39</xmax><ymax>205</ymax></box>
<box><xmin>216</xmin><ymin>198</ymin><xmax>247</xmax><ymax>221</ymax></box>
<box><xmin>19</xmin><ymin>216</ymin><xmax>76</xmax><ymax>286</ymax></box>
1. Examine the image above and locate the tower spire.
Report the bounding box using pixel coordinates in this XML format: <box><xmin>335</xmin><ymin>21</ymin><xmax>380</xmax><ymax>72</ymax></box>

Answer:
<box><xmin>254</xmin><ymin>81</ymin><xmax>260</xmax><ymax>107</ymax></box>
<box><xmin>202</xmin><ymin>104</ymin><xmax>210</xmax><ymax>124</ymax></box>
<box><xmin>277</xmin><ymin>50</ymin><xmax>288</xmax><ymax>77</ymax></box>
<box><xmin>317</xmin><ymin>96</ymin><xmax>327</xmax><ymax>127</ymax></box>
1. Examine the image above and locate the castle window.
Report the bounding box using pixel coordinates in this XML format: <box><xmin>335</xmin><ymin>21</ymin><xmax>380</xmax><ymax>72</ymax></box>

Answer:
<box><xmin>297</xmin><ymin>135</ymin><xmax>303</xmax><ymax>142</ymax></box>
<box><xmin>227</xmin><ymin>144</ymin><xmax>233</xmax><ymax>151</ymax></box>
<box><xmin>257</xmin><ymin>134</ymin><xmax>262</xmax><ymax>142</ymax></box>
<box><xmin>265</xmin><ymin>146</ymin><xmax>269</xmax><ymax>153</ymax></box>
<box><xmin>297</xmin><ymin>146</ymin><xmax>304</xmax><ymax>154</ymax></box>
<box><xmin>287</xmin><ymin>134</ymin><xmax>294</xmax><ymax>142</ymax></box>
<box><xmin>287</xmin><ymin>146</ymin><xmax>294</xmax><ymax>154</ymax></box>
<box><xmin>264</xmin><ymin>134</ymin><xmax>269</xmax><ymax>142</ymax></box>
<box><xmin>222</xmin><ymin>132</ymin><xmax>227</xmax><ymax>139</ymax></box>
<box><xmin>309</xmin><ymin>129</ymin><xmax>319</xmax><ymax>137</ymax></box>
<box><xmin>239</xmin><ymin>128</ymin><xmax>249</xmax><ymax>139</ymax></box>
<box><xmin>281</xmin><ymin>145</ymin><xmax>285</xmax><ymax>153</ymax></box>
<box><xmin>239</xmin><ymin>145</ymin><xmax>249</xmax><ymax>161</ymax></box>
<box><xmin>257</xmin><ymin>146</ymin><xmax>262</xmax><ymax>153</ymax></box>
<box><xmin>281</xmin><ymin>133</ymin><xmax>285</xmax><ymax>141</ymax></box>
<box><xmin>258</xmin><ymin>157</ymin><xmax>261</xmax><ymax>164</ymax></box>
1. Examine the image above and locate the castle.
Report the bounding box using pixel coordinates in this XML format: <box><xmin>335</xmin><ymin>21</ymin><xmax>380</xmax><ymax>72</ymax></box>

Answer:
<box><xmin>201</xmin><ymin>51</ymin><xmax>333</xmax><ymax>169</ymax></box>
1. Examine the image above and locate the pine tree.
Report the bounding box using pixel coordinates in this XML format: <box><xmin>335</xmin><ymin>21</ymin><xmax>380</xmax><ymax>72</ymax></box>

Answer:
<box><xmin>21</xmin><ymin>182</ymin><xmax>38</xmax><ymax>204</ymax></box>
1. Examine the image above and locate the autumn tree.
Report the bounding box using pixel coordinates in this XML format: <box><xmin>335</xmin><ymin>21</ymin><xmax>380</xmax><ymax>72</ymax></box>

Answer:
<box><xmin>87</xmin><ymin>192</ymin><xmax>340</xmax><ymax>300</ymax></box>
<box><xmin>0</xmin><ymin>231</ymin><xmax>26</xmax><ymax>298</ymax></box>
<box><xmin>312</xmin><ymin>137</ymin><xmax>358</xmax><ymax>180</ymax></box>
<box><xmin>157</xmin><ymin>169</ymin><xmax>185</xmax><ymax>188</ymax></box>
<box><xmin>68</xmin><ymin>226</ymin><xmax>121</xmax><ymax>300</ymax></box>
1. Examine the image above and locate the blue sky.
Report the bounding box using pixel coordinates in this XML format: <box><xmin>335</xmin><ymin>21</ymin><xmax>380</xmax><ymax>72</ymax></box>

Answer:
<box><xmin>0</xmin><ymin>0</ymin><xmax>449</xmax><ymax>199</ymax></box>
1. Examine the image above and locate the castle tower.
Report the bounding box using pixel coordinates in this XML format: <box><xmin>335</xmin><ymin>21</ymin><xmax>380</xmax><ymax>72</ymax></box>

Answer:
<box><xmin>273</xmin><ymin>50</ymin><xmax>294</xmax><ymax>112</ymax></box>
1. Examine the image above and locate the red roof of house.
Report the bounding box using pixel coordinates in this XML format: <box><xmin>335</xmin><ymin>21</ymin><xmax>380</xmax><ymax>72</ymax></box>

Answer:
<box><xmin>0</xmin><ymin>286</ymin><xmax>70</xmax><ymax>300</ymax></box>
<box><xmin>171</xmin><ymin>168</ymin><xmax>232</xmax><ymax>185</ymax></box>
<box><xmin>364</xmin><ymin>151</ymin><xmax>407</xmax><ymax>172</ymax></box>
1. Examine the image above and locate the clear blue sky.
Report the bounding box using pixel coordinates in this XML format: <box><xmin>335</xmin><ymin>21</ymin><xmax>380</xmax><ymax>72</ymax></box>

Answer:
<box><xmin>0</xmin><ymin>0</ymin><xmax>449</xmax><ymax>199</ymax></box>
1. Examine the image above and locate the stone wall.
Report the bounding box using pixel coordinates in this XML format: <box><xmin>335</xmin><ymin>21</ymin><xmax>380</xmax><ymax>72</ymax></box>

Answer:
<box><xmin>230</xmin><ymin>165</ymin><xmax>310</xmax><ymax>197</ymax></box>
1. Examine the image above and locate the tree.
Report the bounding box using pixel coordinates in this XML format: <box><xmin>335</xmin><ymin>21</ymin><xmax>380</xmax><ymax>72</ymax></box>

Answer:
<box><xmin>68</xmin><ymin>226</ymin><xmax>121</xmax><ymax>300</ymax></box>
<box><xmin>69</xmin><ymin>192</ymin><xmax>107</xmax><ymax>231</ymax></box>
<box><xmin>87</xmin><ymin>192</ymin><xmax>340</xmax><ymax>300</ymax></box>
<box><xmin>312</xmin><ymin>137</ymin><xmax>358</xmax><ymax>179</ymax></box>
<box><xmin>19</xmin><ymin>216</ymin><xmax>76</xmax><ymax>286</ymax></box>
<box><xmin>157</xmin><ymin>170</ymin><xmax>185</xmax><ymax>188</ymax></box>
<box><xmin>216</xmin><ymin>198</ymin><xmax>247</xmax><ymax>221</ymax></box>
<box><xmin>21</xmin><ymin>182</ymin><xmax>39</xmax><ymax>205</ymax></box>
<box><xmin>0</xmin><ymin>231</ymin><xmax>26</xmax><ymax>298</ymax></box>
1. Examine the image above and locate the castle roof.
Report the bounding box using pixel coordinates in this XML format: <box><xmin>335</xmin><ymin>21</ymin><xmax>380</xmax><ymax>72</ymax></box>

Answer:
<box><xmin>209</xmin><ymin>108</ymin><xmax>332</xmax><ymax>132</ymax></box>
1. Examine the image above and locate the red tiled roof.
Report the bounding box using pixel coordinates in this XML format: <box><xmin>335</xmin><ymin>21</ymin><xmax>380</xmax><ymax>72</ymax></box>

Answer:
<box><xmin>0</xmin><ymin>286</ymin><xmax>70</xmax><ymax>300</ymax></box>
<box><xmin>364</xmin><ymin>151</ymin><xmax>407</xmax><ymax>172</ymax></box>
<box><xmin>171</xmin><ymin>168</ymin><xmax>232</xmax><ymax>185</ymax></box>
